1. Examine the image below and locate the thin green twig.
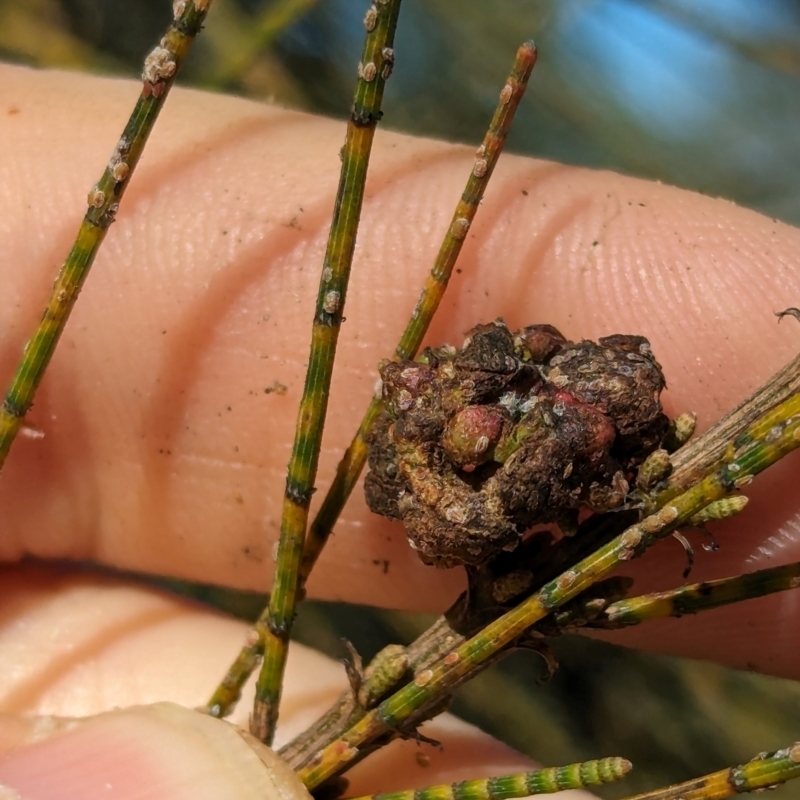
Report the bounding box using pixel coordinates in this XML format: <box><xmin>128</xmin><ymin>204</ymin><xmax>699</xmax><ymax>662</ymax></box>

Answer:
<box><xmin>279</xmin><ymin>495</ymin><xmax>800</xmax><ymax>772</ymax></box>
<box><xmin>297</xmin><ymin>391</ymin><xmax>800</xmax><ymax>788</ymax></box>
<box><xmin>0</xmin><ymin>0</ymin><xmax>212</xmax><ymax>471</ymax></box>
<box><xmin>650</xmin><ymin>347</ymin><xmax>800</xmax><ymax>510</ymax></box>
<box><xmin>206</xmin><ymin>37</ymin><xmax>537</xmax><ymax>724</ymax></box>
<box><xmin>280</xmin><ymin>363</ymin><xmax>800</xmax><ymax>773</ymax></box>
<box><xmin>246</xmin><ymin>0</ymin><xmax>403</xmax><ymax>745</ymax></box>
<box><xmin>298</xmin><ymin>40</ymin><xmax>538</xmax><ymax>590</ymax></box>
<box><xmin>349</xmin><ymin>757</ymin><xmax>632</xmax><ymax>800</ymax></box>
<box><xmin>598</xmin><ymin>560</ymin><xmax>800</xmax><ymax>628</ymax></box>
<box><xmin>620</xmin><ymin>743</ymin><xmax>800</xmax><ymax>800</ymax></box>
<box><xmin>279</xmin><ymin>553</ymin><xmax>800</xmax><ymax>774</ymax></box>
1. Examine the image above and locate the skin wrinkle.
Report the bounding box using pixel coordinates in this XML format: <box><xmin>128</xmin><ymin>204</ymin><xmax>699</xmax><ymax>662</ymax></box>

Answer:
<box><xmin>506</xmin><ymin>192</ymin><xmax>591</xmax><ymax>326</ymax></box>
<box><xmin>0</xmin><ymin>564</ymin><xmax>344</xmax><ymax>722</ymax></box>
<box><xmin>0</xmin><ymin>365</ymin><xmax>95</xmax><ymax>564</ymax></box>
<box><xmin>567</xmin><ymin>189</ymin><xmax>622</xmax><ymax>277</ymax></box>
<box><xmin>632</xmin><ymin>212</ymin><xmax>677</xmax><ymax>321</ymax></box>
<box><xmin>0</xmin><ymin>567</ymin><xmax>196</xmax><ymax>713</ymax></box>
<box><xmin>552</xmin><ymin>189</ymin><xmax>623</xmax><ymax>330</ymax></box>
<box><xmin>0</xmin><ymin>71</ymin><xmax>293</xmax><ymax>351</ymax></box>
<box><xmin>139</xmin><ymin>143</ymin><xmax>471</xmax><ymax>589</ymax></box>
<box><xmin>590</xmin><ymin>192</ymin><xmax>676</xmax><ymax>343</ymax></box>
<box><xmin>136</xmin><ymin>116</ymin><xmax>342</xmax><ymax>559</ymax></box>
<box><xmin>326</xmin><ymin>152</ymin><xmax>472</xmax><ymax>350</ymax></box>
<box><xmin>418</xmin><ymin>162</ymin><xmax>571</xmax><ymax>346</ymax></box>
<box><xmin>0</xmin><ymin>79</ymin><xmax>117</xmax><ymax>561</ymax></box>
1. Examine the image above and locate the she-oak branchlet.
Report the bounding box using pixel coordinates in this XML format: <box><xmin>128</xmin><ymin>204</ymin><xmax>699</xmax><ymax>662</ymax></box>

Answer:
<box><xmin>3</xmin><ymin>2</ymin><xmax>800</xmax><ymax>800</ymax></box>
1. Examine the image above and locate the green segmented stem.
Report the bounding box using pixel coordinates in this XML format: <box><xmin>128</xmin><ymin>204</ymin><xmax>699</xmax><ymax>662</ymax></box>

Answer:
<box><xmin>206</xmin><ymin>39</ymin><xmax>536</xmax><ymax>724</ymax></box>
<box><xmin>205</xmin><ymin>623</ymin><xmax>264</xmax><ymax>721</ymax></box>
<box><xmin>601</xmin><ymin>560</ymin><xmax>800</xmax><ymax>628</ymax></box>
<box><xmin>348</xmin><ymin>757</ymin><xmax>632</xmax><ymax>800</ymax></box>
<box><xmin>297</xmin><ymin>41</ymin><xmax>537</xmax><ymax>589</ymax></box>
<box><xmin>247</xmin><ymin>0</ymin><xmax>403</xmax><ymax>746</ymax></box>
<box><xmin>620</xmin><ymin>743</ymin><xmax>800</xmax><ymax>800</ymax></box>
<box><xmin>278</xmin><ymin>617</ymin><xmax>461</xmax><ymax>770</ymax></box>
<box><xmin>283</xmin><ymin>506</ymin><xmax>798</xmax><ymax>771</ymax></box>
<box><xmin>0</xmin><ymin>0</ymin><xmax>212</xmax><ymax>471</ymax></box>
<box><xmin>298</xmin><ymin>392</ymin><xmax>800</xmax><ymax>788</ymax></box>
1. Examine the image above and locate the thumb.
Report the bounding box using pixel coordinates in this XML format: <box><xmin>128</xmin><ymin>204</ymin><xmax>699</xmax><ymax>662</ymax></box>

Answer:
<box><xmin>0</xmin><ymin>702</ymin><xmax>309</xmax><ymax>800</ymax></box>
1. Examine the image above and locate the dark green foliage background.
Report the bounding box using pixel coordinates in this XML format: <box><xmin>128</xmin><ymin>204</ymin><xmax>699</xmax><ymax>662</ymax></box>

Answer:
<box><xmin>4</xmin><ymin>0</ymin><xmax>800</xmax><ymax>796</ymax></box>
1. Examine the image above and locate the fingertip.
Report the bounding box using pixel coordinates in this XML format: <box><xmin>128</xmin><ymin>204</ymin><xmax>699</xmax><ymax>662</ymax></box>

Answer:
<box><xmin>0</xmin><ymin>703</ymin><xmax>310</xmax><ymax>800</ymax></box>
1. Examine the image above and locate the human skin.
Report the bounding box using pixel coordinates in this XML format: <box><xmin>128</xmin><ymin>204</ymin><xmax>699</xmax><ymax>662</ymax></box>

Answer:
<box><xmin>0</xmin><ymin>64</ymin><xmax>800</xmax><ymax>797</ymax></box>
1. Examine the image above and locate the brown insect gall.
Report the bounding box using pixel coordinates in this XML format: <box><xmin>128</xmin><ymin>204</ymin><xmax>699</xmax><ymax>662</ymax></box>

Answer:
<box><xmin>365</xmin><ymin>320</ymin><xmax>671</xmax><ymax>567</ymax></box>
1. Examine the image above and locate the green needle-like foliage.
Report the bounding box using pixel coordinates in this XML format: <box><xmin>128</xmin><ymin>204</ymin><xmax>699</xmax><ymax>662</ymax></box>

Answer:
<box><xmin>0</xmin><ymin>0</ymin><xmax>212</xmax><ymax>471</ymax></box>
<box><xmin>6</xmin><ymin>4</ymin><xmax>800</xmax><ymax>798</ymax></box>
<box><xmin>213</xmin><ymin>0</ymin><xmax>321</xmax><ymax>87</ymax></box>
<box><xmin>206</xmin><ymin>40</ymin><xmax>537</xmax><ymax>723</ymax></box>
<box><xmin>249</xmin><ymin>0</ymin><xmax>403</xmax><ymax>746</ymax></box>
<box><xmin>349</xmin><ymin>757</ymin><xmax>632</xmax><ymax>800</ymax></box>
<box><xmin>621</xmin><ymin>743</ymin><xmax>800</xmax><ymax>800</ymax></box>
<box><xmin>298</xmin><ymin>40</ymin><xmax>538</xmax><ymax>590</ymax></box>
<box><xmin>601</xmin><ymin>561</ymin><xmax>800</xmax><ymax>628</ymax></box>
<box><xmin>297</xmin><ymin>391</ymin><xmax>800</xmax><ymax>788</ymax></box>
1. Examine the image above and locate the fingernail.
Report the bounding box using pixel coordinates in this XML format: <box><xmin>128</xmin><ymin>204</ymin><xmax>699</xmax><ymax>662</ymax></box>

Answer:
<box><xmin>0</xmin><ymin>702</ymin><xmax>310</xmax><ymax>800</ymax></box>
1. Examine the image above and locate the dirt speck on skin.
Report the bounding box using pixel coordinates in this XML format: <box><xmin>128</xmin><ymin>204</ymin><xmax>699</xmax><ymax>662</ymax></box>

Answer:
<box><xmin>264</xmin><ymin>380</ymin><xmax>288</xmax><ymax>396</ymax></box>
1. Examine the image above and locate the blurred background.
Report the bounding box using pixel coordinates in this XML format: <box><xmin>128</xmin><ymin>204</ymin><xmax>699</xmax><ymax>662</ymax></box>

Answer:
<box><xmin>2</xmin><ymin>0</ymin><xmax>799</xmax><ymax>223</ymax></box>
<box><xmin>3</xmin><ymin>0</ymin><xmax>800</xmax><ymax>795</ymax></box>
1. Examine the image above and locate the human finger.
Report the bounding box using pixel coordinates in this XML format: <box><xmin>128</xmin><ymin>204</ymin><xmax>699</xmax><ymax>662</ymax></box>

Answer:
<box><xmin>0</xmin><ymin>564</ymin><xmax>559</xmax><ymax>799</ymax></box>
<box><xmin>1</xmin><ymin>65</ymin><xmax>799</xmax><ymax>673</ymax></box>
